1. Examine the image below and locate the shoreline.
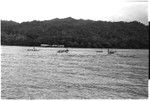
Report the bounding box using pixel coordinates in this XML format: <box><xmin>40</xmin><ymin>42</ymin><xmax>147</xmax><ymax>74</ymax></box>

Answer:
<box><xmin>1</xmin><ymin>45</ymin><xmax>149</xmax><ymax>50</ymax></box>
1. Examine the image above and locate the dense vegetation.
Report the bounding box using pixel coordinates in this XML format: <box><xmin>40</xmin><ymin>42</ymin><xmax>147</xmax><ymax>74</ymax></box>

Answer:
<box><xmin>1</xmin><ymin>18</ymin><xmax>149</xmax><ymax>49</ymax></box>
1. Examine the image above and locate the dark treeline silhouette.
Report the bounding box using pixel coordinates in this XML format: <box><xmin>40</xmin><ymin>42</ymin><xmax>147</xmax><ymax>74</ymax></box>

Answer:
<box><xmin>1</xmin><ymin>18</ymin><xmax>149</xmax><ymax>49</ymax></box>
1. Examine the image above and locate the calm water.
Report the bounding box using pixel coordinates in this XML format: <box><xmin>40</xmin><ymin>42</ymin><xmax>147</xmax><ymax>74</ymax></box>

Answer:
<box><xmin>1</xmin><ymin>46</ymin><xmax>149</xmax><ymax>99</ymax></box>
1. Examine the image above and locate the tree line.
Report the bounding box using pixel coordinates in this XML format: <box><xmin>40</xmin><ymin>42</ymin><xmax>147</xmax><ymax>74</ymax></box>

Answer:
<box><xmin>1</xmin><ymin>17</ymin><xmax>149</xmax><ymax>49</ymax></box>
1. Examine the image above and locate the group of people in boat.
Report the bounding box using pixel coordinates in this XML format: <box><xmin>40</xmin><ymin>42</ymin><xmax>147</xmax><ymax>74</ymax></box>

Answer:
<box><xmin>57</xmin><ymin>49</ymin><xmax>69</xmax><ymax>53</ymax></box>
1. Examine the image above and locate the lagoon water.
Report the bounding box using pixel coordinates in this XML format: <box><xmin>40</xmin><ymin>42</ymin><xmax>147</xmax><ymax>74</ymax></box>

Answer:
<box><xmin>1</xmin><ymin>46</ymin><xmax>149</xmax><ymax>99</ymax></box>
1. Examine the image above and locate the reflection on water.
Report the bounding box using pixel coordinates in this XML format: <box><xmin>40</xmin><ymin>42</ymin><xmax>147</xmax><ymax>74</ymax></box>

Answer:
<box><xmin>1</xmin><ymin>46</ymin><xmax>149</xmax><ymax>99</ymax></box>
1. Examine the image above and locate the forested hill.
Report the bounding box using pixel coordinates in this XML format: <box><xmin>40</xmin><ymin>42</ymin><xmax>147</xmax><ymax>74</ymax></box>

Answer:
<box><xmin>1</xmin><ymin>18</ymin><xmax>149</xmax><ymax>49</ymax></box>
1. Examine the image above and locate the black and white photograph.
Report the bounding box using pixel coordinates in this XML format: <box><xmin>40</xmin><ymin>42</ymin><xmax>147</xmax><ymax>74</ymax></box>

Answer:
<box><xmin>0</xmin><ymin>0</ymin><xmax>149</xmax><ymax>99</ymax></box>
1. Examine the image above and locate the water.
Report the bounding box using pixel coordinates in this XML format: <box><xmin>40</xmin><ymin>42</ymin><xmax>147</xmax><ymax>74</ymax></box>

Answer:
<box><xmin>1</xmin><ymin>46</ymin><xmax>149</xmax><ymax>99</ymax></box>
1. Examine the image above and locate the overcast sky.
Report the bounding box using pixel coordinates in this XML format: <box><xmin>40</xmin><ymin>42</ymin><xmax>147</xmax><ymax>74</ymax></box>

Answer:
<box><xmin>0</xmin><ymin>0</ymin><xmax>149</xmax><ymax>25</ymax></box>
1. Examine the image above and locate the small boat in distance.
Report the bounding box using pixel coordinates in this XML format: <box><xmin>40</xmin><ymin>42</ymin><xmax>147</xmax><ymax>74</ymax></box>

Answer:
<box><xmin>108</xmin><ymin>48</ymin><xmax>116</xmax><ymax>55</ymax></box>
<box><xmin>57</xmin><ymin>49</ymin><xmax>69</xmax><ymax>53</ymax></box>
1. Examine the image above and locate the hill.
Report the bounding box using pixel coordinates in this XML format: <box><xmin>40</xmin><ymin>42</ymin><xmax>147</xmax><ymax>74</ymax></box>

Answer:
<box><xmin>1</xmin><ymin>18</ymin><xmax>149</xmax><ymax>49</ymax></box>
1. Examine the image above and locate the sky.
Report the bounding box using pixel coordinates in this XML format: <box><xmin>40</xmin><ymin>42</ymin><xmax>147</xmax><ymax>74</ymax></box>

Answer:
<box><xmin>0</xmin><ymin>0</ymin><xmax>149</xmax><ymax>25</ymax></box>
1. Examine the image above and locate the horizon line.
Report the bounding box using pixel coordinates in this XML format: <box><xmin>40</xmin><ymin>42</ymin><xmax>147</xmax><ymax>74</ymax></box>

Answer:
<box><xmin>1</xmin><ymin>17</ymin><xmax>149</xmax><ymax>25</ymax></box>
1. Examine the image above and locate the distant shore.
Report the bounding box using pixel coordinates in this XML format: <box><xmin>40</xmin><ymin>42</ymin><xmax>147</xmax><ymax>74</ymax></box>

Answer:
<box><xmin>1</xmin><ymin>19</ymin><xmax>149</xmax><ymax>49</ymax></box>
